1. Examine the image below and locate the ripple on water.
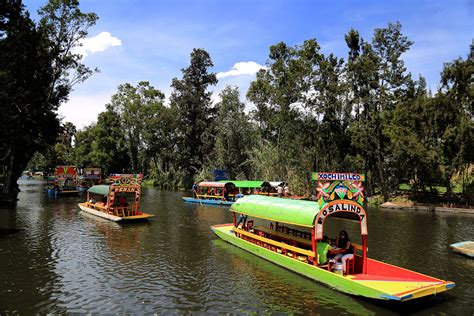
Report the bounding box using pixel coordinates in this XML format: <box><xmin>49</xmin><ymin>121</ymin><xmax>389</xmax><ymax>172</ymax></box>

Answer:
<box><xmin>1</xmin><ymin>184</ymin><xmax>473</xmax><ymax>314</ymax></box>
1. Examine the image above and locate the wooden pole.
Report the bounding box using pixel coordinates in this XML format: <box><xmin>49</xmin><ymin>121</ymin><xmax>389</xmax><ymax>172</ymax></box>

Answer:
<box><xmin>311</xmin><ymin>228</ymin><xmax>317</xmax><ymax>266</ymax></box>
<box><xmin>362</xmin><ymin>234</ymin><xmax>367</xmax><ymax>274</ymax></box>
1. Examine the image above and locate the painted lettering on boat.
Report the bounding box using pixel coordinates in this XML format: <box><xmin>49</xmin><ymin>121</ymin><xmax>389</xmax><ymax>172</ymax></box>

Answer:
<box><xmin>320</xmin><ymin>203</ymin><xmax>365</xmax><ymax>221</ymax></box>
<box><xmin>312</xmin><ymin>172</ymin><xmax>365</xmax><ymax>182</ymax></box>
<box><xmin>316</xmin><ymin>200</ymin><xmax>368</xmax><ymax>239</ymax></box>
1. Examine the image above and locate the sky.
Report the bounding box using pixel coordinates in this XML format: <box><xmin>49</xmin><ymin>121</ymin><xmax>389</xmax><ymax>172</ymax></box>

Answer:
<box><xmin>23</xmin><ymin>0</ymin><xmax>474</xmax><ymax>129</ymax></box>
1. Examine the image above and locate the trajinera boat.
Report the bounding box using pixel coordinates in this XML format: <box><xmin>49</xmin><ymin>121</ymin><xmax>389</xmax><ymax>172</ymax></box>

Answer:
<box><xmin>46</xmin><ymin>166</ymin><xmax>79</xmax><ymax>196</ymax></box>
<box><xmin>77</xmin><ymin>167</ymin><xmax>102</xmax><ymax>192</ymax></box>
<box><xmin>78</xmin><ymin>174</ymin><xmax>154</xmax><ymax>222</ymax></box>
<box><xmin>182</xmin><ymin>180</ymin><xmax>271</xmax><ymax>205</ymax></box>
<box><xmin>211</xmin><ymin>172</ymin><xmax>455</xmax><ymax>301</ymax></box>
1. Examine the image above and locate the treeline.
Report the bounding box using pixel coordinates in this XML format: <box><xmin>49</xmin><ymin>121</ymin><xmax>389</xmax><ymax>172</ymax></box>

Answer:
<box><xmin>2</xmin><ymin>1</ymin><xmax>472</xmax><ymax>204</ymax></box>
<box><xmin>32</xmin><ymin>22</ymin><xmax>474</xmax><ymax>203</ymax></box>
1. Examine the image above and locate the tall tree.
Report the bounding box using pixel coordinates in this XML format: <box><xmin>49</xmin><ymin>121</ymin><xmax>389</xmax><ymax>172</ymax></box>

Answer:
<box><xmin>214</xmin><ymin>86</ymin><xmax>254</xmax><ymax>179</ymax></box>
<box><xmin>170</xmin><ymin>48</ymin><xmax>217</xmax><ymax>188</ymax></box>
<box><xmin>0</xmin><ymin>0</ymin><xmax>96</xmax><ymax>204</ymax></box>
<box><xmin>435</xmin><ymin>45</ymin><xmax>474</xmax><ymax>195</ymax></box>
<box><xmin>345</xmin><ymin>22</ymin><xmax>414</xmax><ymax>200</ymax></box>
<box><xmin>247</xmin><ymin>39</ymin><xmax>322</xmax><ymax>189</ymax></box>
<box><xmin>108</xmin><ymin>81</ymin><xmax>166</xmax><ymax>173</ymax></box>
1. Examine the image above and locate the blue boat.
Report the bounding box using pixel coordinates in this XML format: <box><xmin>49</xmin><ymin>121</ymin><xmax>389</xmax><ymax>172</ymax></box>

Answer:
<box><xmin>182</xmin><ymin>197</ymin><xmax>234</xmax><ymax>205</ymax></box>
<box><xmin>182</xmin><ymin>181</ymin><xmax>238</xmax><ymax>205</ymax></box>
<box><xmin>46</xmin><ymin>166</ymin><xmax>80</xmax><ymax>197</ymax></box>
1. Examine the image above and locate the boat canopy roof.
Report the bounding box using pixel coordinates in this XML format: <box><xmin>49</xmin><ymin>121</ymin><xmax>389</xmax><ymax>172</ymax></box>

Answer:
<box><xmin>219</xmin><ymin>180</ymin><xmax>270</xmax><ymax>188</ymax></box>
<box><xmin>198</xmin><ymin>181</ymin><xmax>236</xmax><ymax>189</ymax></box>
<box><xmin>231</xmin><ymin>195</ymin><xmax>319</xmax><ymax>228</ymax></box>
<box><xmin>231</xmin><ymin>195</ymin><xmax>368</xmax><ymax>236</ymax></box>
<box><xmin>269</xmin><ymin>181</ymin><xmax>286</xmax><ymax>187</ymax></box>
<box><xmin>87</xmin><ymin>185</ymin><xmax>110</xmax><ymax>195</ymax></box>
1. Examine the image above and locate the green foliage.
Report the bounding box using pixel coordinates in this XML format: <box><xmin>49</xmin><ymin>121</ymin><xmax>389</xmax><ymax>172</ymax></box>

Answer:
<box><xmin>4</xmin><ymin>8</ymin><xmax>471</xmax><ymax>204</ymax></box>
<box><xmin>108</xmin><ymin>81</ymin><xmax>166</xmax><ymax>173</ymax></box>
<box><xmin>0</xmin><ymin>0</ymin><xmax>96</xmax><ymax>202</ymax></box>
<box><xmin>170</xmin><ymin>48</ymin><xmax>218</xmax><ymax>188</ymax></box>
<box><xmin>214</xmin><ymin>86</ymin><xmax>255</xmax><ymax>179</ymax></box>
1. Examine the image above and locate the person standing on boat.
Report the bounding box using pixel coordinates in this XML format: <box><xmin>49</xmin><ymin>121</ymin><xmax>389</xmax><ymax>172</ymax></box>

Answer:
<box><xmin>284</xmin><ymin>184</ymin><xmax>290</xmax><ymax>197</ymax></box>
<box><xmin>277</xmin><ymin>185</ymin><xmax>283</xmax><ymax>197</ymax></box>
<box><xmin>333</xmin><ymin>230</ymin><xmax>354</xmax><ymax>273</ymax></box>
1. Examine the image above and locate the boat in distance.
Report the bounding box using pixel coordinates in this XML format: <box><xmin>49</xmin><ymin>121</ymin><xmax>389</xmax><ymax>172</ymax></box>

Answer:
<box><xmin>78</xmin><ymin>174</ymin><xmax>154</xmax><ymax>222</ymax></box>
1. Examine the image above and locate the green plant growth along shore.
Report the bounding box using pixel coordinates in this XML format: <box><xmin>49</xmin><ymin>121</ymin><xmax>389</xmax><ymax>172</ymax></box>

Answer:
<box><xmin>1</xmin><ymin>1</ymin><xmax>472</xmax><ymax>206</ymax></box>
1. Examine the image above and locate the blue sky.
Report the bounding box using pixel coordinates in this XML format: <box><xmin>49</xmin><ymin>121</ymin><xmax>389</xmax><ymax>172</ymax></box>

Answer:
<box><xmin>23</xmin><ymin>0</ymin><xmax>473</xmax><ymax>129</ymax></box>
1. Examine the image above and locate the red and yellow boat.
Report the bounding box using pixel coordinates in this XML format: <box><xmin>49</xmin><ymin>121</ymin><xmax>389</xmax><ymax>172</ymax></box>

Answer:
<box><xmin>78</xmin><ymin>174</ymin><xmax>154</xmax><ymax>222</ymax></box>
<box><xmin>211</xmin><ymin>172</ymin><xmax>454</xmax><ymax>301</ymax></box>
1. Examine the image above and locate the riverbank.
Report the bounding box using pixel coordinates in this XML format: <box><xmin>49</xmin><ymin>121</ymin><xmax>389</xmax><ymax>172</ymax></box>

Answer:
<box><xmin>380</xmin><ymin>201</ymin><xmax>474</xmax><ymax>214</ymax></box>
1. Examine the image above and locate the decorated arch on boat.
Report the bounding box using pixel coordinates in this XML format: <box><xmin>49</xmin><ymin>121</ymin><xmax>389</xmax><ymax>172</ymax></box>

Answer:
<box><xmin>109</xmin><ymin>175</ymin><xmax>143</xmax><ymax>214</ymax></box>
<box><xmin>312</xmin><ymin>172</ymin><xmax>366</xmax><ymax>237</ymax></box>
<box><xmin>312</xmin><ymin>172</ymin><xmax>368</xmax><ymax>273</ymax></box>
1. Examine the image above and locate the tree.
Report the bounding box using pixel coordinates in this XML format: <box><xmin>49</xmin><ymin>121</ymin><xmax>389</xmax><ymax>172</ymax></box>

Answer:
<box><xmin>170</xmin><ymin>48</ymin><xmax>217</xmax><ymax>188</ymax></box>
<box><xmin>0</xmin><ymin>0</ymin><xmax>97</xmax><ymax>204</ymax></box>
<box><xmin>74</xmin><ymin>107</ymin><xmax>129</xmax><ymax>175</ymax></box>
<box><xmin>345</xmin><ymin>22</ymin><xmax>414</xmax><ymax>200</ymax></box>
<box><xmin>434</xmin><ymin>46</ymin><xmax>474</xmax><ymax>196</ymax></box>
<box><xmin>108</xmin><ymin>81</ymin><xmax>166</xmax><ymax>173</ymax></box>
<box><xmin>247</xmin><ymin>40</ymin><xmax>322</xmax><ymax>186</ymax></box>
<box><xmin>214</xmin><ymin>86</ymin><xmax>254</xmax><ymax>179</ymax></box>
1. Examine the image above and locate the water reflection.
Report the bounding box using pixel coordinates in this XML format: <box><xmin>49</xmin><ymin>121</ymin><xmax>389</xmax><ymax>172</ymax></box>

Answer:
<box><xmin>0</xmin><ymin>180</ymin><xmax>473</xmax><ymax>314</ymax></box>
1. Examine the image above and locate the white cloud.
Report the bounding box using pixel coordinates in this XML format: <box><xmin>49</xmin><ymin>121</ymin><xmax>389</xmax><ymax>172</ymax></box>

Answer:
<box><xmin>58</xmin><ymin>92</ymin><xmax>111</xmax><ymax>129</ymax></box>
<box><xmin>74</xmin><ymin>32</ymin><xmax>122</xmax><ymax>59</ymax></box>
<box><xmin>216</xmin><ymin>61</ymin><xmax>266</xmax><ymax>79</ymax></box>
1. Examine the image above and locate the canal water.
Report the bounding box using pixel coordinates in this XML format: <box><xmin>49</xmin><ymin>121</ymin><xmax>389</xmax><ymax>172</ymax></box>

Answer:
<box><xmin>0</xmin><ymin>179</ymin><xmax>473</xmax><ymax>314</ymax></box>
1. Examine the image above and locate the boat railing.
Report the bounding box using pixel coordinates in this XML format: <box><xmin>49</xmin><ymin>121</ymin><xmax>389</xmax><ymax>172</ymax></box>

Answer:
<box><xmin>196</xmin><ymin>194</ymin><xmax>225</xmax><ymax>200</ymax></box>
<box><xmin>110</xmin><ymin>206</ymin><xmax>136</xmax><ymax>217</ymax></box>
<box><xmin>255</xmin><ymin>226</ymin><xmax>312</xmax><ymax>247</ymax></box>
<box><xmin>234</xmin><ymin>227</ymin><xmax>315</xmax><ymax>263</ymax></box>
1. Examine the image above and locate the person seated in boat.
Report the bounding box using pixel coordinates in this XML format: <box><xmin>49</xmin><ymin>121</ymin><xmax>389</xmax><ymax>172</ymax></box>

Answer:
<box><xmin>118</xmin><ymin>195</ymin><xmax>128</xmax><ymax>207</ymax></box>
<box><xmin>317</xmin><ymin>235</ymin><xmax>333</xmax><ymax>265</ymax></box>
<box><xmin>89</xmin><ymin>197</ymin><xmax>96</xmax><ymax>203</ymax></box>
<box><xmin>223</xmin><ymin>190</ymin><xmax>230</xmax><ymax>201</ymax></box>
<box><xmin>332</xmin><ymin>230</ymin><xmax>354</xmax><ymax>273</ymax></box>
<box><xmin>235</xmin><ymin>214</ymin><xmax>248</xmax><ymax>228</ymax></box>
<box><xmin>101</xmin><ymin>195</ymin><xmax>107</xmax><ymax>207</ymax></box>
<box><xmin>192</xmin><ymin>183</ymin><xmax>198</xmax><ymax>197</ymax></box>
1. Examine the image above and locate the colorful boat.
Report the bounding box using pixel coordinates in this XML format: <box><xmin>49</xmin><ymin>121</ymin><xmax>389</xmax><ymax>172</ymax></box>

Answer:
<box><xmin>77</xmin><ymin>167</ymin><xmax>102</xmax><ymax>191</ymax></box>
<box><xmin>46</xmin><ymin>166</ymin><xmax>79</xmax><ymax>196</ymax></box>
<box><xmin>182</xmin><ymin>181</ymin><xmax>237</xmax><ymax>205</ymax></box>
<box><xmin>78</xmin><ymin>174</ymin><xmax>154</xmax><ymax>222</ymax></box>
<box><xmin>450</xmin><ymin>241</ymin><xmax>474</xmax><ymax>257</ymax></box>
<box><xmin>211</xmin><ymin>172</ymin><xmax>455</xmax><ymax>301</ymax></box>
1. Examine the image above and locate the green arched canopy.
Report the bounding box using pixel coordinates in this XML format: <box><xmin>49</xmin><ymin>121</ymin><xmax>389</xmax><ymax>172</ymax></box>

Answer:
<box><xmin>230</xmin><ymin>195</ymin><xmax>319</xmax><ymax>228</ymax></box>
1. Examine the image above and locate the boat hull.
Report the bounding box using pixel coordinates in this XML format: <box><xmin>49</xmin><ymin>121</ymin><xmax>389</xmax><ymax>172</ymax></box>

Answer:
<box><xmin>182</xmin><ymin>197</ymin><xmax>234</xmax><ymax>205</ymax></box>
<box><xmin>211</xmin><ymin>224</ymin><xmax>454</xmax><ymax>301</ymax></box>
<box><xmin>78</xmin><ymin>203</ymin><xmax>154</xmax><ymax>222</ymax></box>
<box><xmin>46</xmin><ymin>188</ymin><xmax>79</xmax><ymax>196</ymax></box>
<box><xmin>450</xmin><ymin>241</ymin><xmax>474</xmax><ymax>257</ymax></box>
